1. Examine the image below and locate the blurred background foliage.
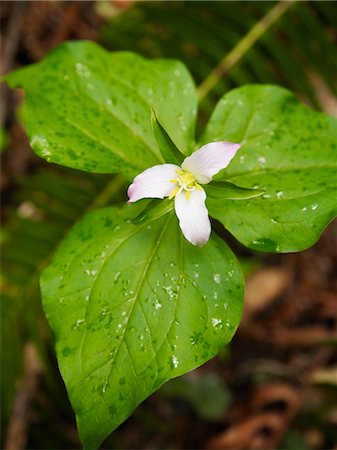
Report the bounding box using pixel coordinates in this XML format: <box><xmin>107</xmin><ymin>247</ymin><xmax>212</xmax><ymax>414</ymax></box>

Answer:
<box><xmin>1</xmin><ymin>1</ymin><xmax>337</xmax><ymax>449</ymax></box>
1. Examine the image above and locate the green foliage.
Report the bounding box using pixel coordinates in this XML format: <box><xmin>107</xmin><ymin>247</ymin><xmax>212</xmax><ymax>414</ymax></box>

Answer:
<box><xmin>151</xmin><ymin>110</ymin><xmax>185</xmax><ymax>165</ymax></box>
<box><xmin>3</xmin><ymin>2</ymin><xmax>337</xmax><ymax>448</ymax></box>
<box><xmin>100</xmin><ymin>1</ymin><xmax>337</xmax><ymax>116</ymax></box>
<box><xmin>279</xmin><ymin>430</ymin><xmax>310</xmax><ymax>450</ymax></box>
<box><xmin>160</xmin><ymin>373</ymin><xmax>231</xmax><ymax>421</ymax></box>
<box><xmin>4</xmin><ymin>38</ymin><xmax>337</xmax><ymax>448</ymax></box>
<box><xmin>5</xmin><ymin>41</ymin><xmax>197</xmax><ymax>178</ymax></box>
<box><xmin>0</xmin><ymin>127</ymin><xmax>8</xmax><ymax>153</ymax></box>
<box><xmin>205</xmin><ymin>181</ymin><xmax>264</xmax><ymax>200</ymax></box>
<box><xmin>203</xmin><ymin>85</ymin><xmax>337</xmax><ymax>252</ymax></box>
<box><xmin>41</xmin><ymin>207</ymin><xmax>243</xmax><ymax>448</ymax></box>
<box><xmin>6</xmin><ymin>42</ymin><xmax>336</xmax><ymax>256</ymax></box>
<box><xmin>131</xmin><ymin>199</ymin><xmax>174</xmax><ymax>225</ymax></box>
<box><xmin>0</xmin><ymin>168</ymin><xmax>122</xmax><ymax>437</ymax></box>
<box><xmin>0</xmin><ymin>293</ymin><xmax>23</xmax><ymax>432</ymax></box>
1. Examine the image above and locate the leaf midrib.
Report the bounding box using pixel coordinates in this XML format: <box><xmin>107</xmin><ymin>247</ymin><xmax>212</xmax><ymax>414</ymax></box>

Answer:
<box><xmin>101</xmin><ymin>215</ymin><xmax>172</xmax><ymax>386</ymax></box>
<box><xmin>72</xmin><ymin>213</ymin><xmax>173</xmax><ymax>386</ymax></box>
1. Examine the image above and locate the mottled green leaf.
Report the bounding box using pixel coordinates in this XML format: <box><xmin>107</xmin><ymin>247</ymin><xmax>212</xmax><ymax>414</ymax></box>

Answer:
<box><xmin>5</xmin><ymin>41</ymin><xmax>197</xmax><ymax>179</ymax></box>
<box><xmin>41</xmin><ymin>208</ymin><xmax>243</xmax><ymax>448</ymax></box>
<box><xmin>202</xmin><ymin>85</ymin><xmax>337</xmax><ymax>252</ymax></box>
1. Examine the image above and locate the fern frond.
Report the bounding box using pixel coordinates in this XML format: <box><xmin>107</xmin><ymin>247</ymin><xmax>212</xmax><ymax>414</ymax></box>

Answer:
<box><xmin>100</xmin><ymin>1</ymin><xmax>337</xmax><ymax>112</ymax></box>
<box><xmin>1</xmin><ymin>167</ymin><xmax>125</xmax><ymax>431</ymax></box>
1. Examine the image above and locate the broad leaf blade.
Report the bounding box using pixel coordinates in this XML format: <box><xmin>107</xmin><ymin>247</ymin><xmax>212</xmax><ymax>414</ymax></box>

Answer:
<box><xmin>202</xmin><ymin>85</ymin><xmax>337</xmax><ymax>252</ymax></box>
<box><xmin>41</xmin><ymin>208</ymin><xmax>243</xmax><ymax>449</ymax></box>
<box><xmin>5</xmin><ymin>41</ymin><xmax>197</xmax><ymax>179</ymax></box>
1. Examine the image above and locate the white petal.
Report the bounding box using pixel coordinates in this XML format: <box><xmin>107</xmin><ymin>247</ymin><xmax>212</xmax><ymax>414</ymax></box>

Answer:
<box><xmin>128</xmin><ymin>164</ymin><xmax>180</xmax><ymax>203</ymax></box>
<box><xmin>182</xmin><ymin>141</ymin><xmax>241</xmax><ymax>184</ymax></box>
<box><xmin>174</xmin><ymin>187</ymin><xmax>211</xmax><ymax>246</ymax></box>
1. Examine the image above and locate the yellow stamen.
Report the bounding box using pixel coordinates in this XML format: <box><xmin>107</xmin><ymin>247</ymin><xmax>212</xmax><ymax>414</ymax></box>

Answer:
<box><xmin>168</xmin><ymin>169</ymin><xmax>201</xmax><ymax>200</ymax></box>
<box><xmin>168</xmin><ymin>186</ymin><xmax>180</xmax><ymax>200</ymax></box>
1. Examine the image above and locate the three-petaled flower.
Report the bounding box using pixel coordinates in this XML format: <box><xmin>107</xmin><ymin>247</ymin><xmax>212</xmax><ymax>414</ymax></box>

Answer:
<box><xmin>128</xmin><ymin>141</ymin><xmax>241</xmax><ymax>246</ymax></box>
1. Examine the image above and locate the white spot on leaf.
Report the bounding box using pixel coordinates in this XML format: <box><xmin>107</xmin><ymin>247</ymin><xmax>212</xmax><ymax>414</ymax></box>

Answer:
<box><xmin>213</xmin><ymin>273</ymin><xmax>221</xmax><ymax>284</ymax></box>
<box><xmin>172</xmin><ymin>355</ymin><xmax>180</xmax><ymax>368</ymax></box>
<box><xmin>211</xmin><ymin>318</ymin><xmax>222</xmax><ymax>327</ymax></box>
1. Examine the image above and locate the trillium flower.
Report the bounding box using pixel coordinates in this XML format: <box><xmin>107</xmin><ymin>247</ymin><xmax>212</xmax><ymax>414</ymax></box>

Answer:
<box><xmin>128</xmin><ymin>141</ymin><xmax>241</xmax><ymax>246</ymax></box>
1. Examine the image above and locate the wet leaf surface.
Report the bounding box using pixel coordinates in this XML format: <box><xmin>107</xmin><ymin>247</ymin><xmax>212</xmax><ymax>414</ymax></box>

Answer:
<box><xmin>41</xmin><ymin>207</ymin><xmax>243</xmax><ymax>448</ymax></box>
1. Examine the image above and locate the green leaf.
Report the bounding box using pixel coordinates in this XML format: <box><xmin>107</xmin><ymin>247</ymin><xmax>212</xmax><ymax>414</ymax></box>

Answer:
<box><xmin>151</xmin><ymin>109</ymin><xmax>185</xmax><ymax>165</ymax></box>
<box><xmin>131</xmin><ymin>198</ymin><xmax>174</xmax><ymax>225</ymax></box>
<box><xmin>5</xmin><ymin>41</ymin><xmax>197</xmax><ymax>179</ymax></box>
<box><xmin>205</xmin><ymin>181</ymin><xmax>264</xmax><ymax>200</ymax></box>
<box><xmin>202</xmin><ymin>85</ymin><xmax>337</xmax><ymax>252</ymax></box>
<box><xmin>41</xmin><ymin>207</ymin><xmax>243</xmax><ymax>449</ymax></box>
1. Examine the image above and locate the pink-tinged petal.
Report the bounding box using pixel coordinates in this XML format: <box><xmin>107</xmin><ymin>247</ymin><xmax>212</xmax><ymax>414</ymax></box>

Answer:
<box><xmin>174</xmin><ymin>187</ymin><xmax>211</xmax><ymax>246</ymax></box>
<box><xmin>182</xmin><ymin>141</ymin><xmax>241</xmax><ymax>184</ymax></box>
<box><xmin>128</xmin><ymin>164</ymin><xmax>180</xmax><ymax>203</ymax></box>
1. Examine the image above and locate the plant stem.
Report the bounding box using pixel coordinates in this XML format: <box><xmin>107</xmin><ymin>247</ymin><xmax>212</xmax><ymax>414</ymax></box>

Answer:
<box><xmin>197</xmin><ymin>1</ymin><xmax>295</xmax><ymax>101</ymax></box>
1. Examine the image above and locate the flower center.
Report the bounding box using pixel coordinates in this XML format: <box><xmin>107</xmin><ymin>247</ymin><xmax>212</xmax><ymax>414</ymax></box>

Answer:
<box><xmin>169</xmin><ymin>169</ymin><xmax>202</xmax><ymax>200</ymax></box>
